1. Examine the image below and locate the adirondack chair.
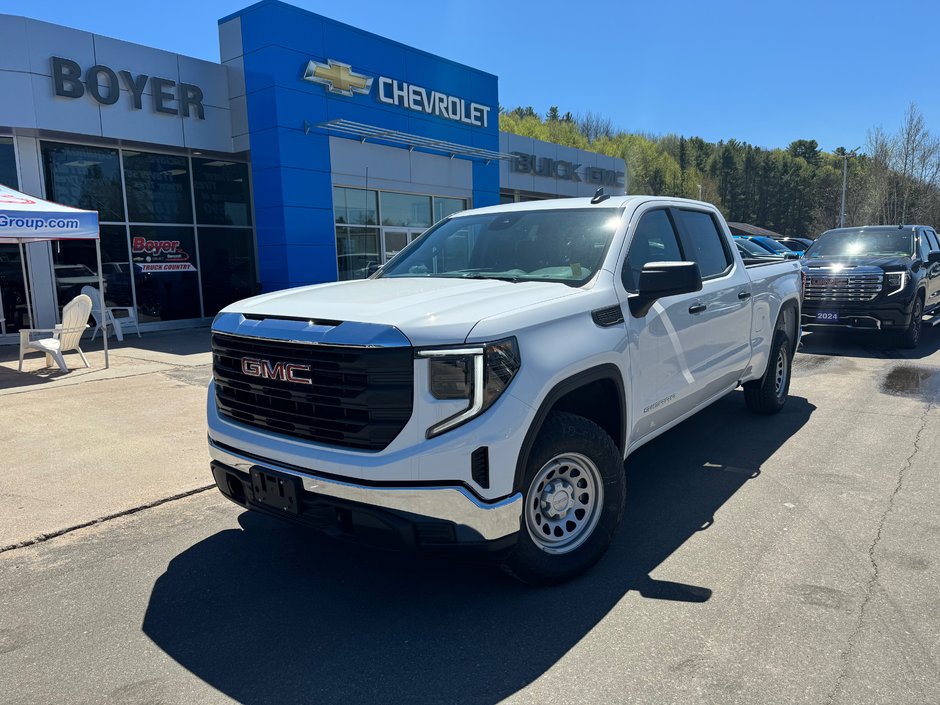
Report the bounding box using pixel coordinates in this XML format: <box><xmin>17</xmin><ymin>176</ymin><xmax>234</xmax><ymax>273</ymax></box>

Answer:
<box><xmin>18</xmin><ymin>294</ymin><xmax>92</xmax><ymax>373</ymax></box>
<box><xmin>81</xmin><ymin>285</ymin><xmax>140</xmax><ymax>342</ymax></box>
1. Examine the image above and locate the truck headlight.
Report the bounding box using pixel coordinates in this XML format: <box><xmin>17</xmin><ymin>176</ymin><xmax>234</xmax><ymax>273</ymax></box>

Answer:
<box><xmin>884</xmin><ymin>271</ymin><xmax>907</xmax><ymax>296</ymax></box>
<box><xmin>419</xmin><ymin>337</ymin><xmax>520</xmax><ymax>438</ymax></box>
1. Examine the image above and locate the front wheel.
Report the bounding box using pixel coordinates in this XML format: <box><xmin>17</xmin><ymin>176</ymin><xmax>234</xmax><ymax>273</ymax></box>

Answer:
<box><xmin>897</xmin><ymin>295</ymin><xmax>924</xmax><ymax>349</ymax></box>
<box><xmin>744</xmin><ymin>332</ymin><xmax>792</xmax><ymax>414</ymax></box>
<box><xmin>502</xmin><ymin>412</ymin><xmax>625</xmax><ymax>585</ymax></box>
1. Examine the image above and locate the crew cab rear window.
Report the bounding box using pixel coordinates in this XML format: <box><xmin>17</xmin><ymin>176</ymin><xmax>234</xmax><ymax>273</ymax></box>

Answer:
<box><xmin>924</xmin><ymin>229</ymin><xmax>940</xmax><ymax>252</ymax></box>
<box><xmin>674</xmin><ymin>209</ymin><xmax>733</xmax><ymax>279</ymax></box>
<box><xmin>622</xmin><ymin>209</ymin><xmax>684</xmax><ymax>291</ymax></box>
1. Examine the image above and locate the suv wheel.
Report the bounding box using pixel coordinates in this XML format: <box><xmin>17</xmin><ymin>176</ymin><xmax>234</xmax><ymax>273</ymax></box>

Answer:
<box><xmin>502</xmin><ymin>412</ymin><xmax>625</xmax><ymax>585</ymax></box>
<box><xmin>898</xmin><ymin>295</ymin><xmax>924</xmax><ymax>349</ymax></box>
<box><xmin>744</xmin><ymin>332</ymin><xmax>792</xmax><ymax>414</ymax></box>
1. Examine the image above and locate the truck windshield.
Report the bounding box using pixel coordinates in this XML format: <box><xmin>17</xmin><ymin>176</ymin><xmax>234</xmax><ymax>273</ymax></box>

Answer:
<box><xmin>378</xmin><ymin>208</ymin><xmax>621</xmax><ymax>285</ymax></box>
<box><xmin>805</xmin><ymin>230</ymin><xmax>914</xmax><ymax>258</ymax></box>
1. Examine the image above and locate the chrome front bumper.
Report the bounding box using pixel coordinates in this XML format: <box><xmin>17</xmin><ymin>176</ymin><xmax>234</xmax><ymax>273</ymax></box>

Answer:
<box><xmin>208</xmin><ymin>439</ymin><xmax>523</xmax><ymax>542</ymax></box>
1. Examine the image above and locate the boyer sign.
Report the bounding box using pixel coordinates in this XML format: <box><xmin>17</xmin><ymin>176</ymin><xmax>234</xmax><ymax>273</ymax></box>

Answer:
<box><xmin>132</xmin><ymin>237</ymin><xmax>196</xmax><ymax>273</ymax></box>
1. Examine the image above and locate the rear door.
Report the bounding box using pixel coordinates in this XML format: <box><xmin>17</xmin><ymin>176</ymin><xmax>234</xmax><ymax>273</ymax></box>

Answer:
<box><xmin>670</xmin><ymin>207</ymin><xmax>753</xmax><ymax>399</ymax></box>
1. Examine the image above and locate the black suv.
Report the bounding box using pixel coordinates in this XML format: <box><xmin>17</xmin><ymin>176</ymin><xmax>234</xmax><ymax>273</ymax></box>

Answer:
<box><xmin>801</xmin><ymin>225</ymin><xmax>940</xmax><ymax>348</ymax></box>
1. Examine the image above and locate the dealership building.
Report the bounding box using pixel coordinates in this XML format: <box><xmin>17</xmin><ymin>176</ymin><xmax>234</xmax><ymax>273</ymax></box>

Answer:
<box><xmin>0</xmin><ymin>1</ymin><xmax>625</xmax><ymax>340</ymax></box>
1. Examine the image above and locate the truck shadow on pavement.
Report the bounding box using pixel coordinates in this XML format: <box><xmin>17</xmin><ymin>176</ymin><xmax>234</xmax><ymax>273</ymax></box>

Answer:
<box><xmin>143</xmin><ymin>391</ymin><xmax>814</xmax><ymax>705</ymax></box>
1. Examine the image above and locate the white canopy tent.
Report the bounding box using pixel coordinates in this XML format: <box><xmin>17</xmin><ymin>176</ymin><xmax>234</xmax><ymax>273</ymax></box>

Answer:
<box><xmin>0</xmin><ymin>183</ymin><xmax>108</xmax><ymax>368</ymax></box>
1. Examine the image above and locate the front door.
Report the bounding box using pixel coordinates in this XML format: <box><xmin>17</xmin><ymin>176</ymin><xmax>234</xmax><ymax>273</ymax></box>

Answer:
<box><xmin>381</xmin><ymin>229</ymin><xmax>422</xmax><ymax>264</ymax></box>
<box><xmin>617</xmin><ymin>207</ymin><xmax>708</xmax><ymax>442</ymax></box>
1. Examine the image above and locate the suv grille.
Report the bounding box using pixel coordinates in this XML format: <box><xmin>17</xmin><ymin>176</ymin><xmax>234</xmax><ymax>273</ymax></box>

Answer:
<box><xmin>803</xmin><ymin>272</ymin><xmax>883</xmax><ymax>302</ymax></box>
<box><xmin>212</xmin><ymin>333</ymin><xmax>414</xmax><ymax>451</ymax></box>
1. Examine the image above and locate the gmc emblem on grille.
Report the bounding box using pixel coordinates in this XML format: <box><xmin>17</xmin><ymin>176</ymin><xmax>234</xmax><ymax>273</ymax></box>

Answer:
<box><xmin>241</xmin><ymin>357</ymin><xmax>313</xmax><ymax>385</ymax></box>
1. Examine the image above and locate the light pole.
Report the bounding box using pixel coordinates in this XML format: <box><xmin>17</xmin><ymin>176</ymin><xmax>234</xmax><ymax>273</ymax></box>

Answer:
<box><xmin>839</xmin><ymin>146</ymin><xmax>861</xmax><ymax>228</ymax></box>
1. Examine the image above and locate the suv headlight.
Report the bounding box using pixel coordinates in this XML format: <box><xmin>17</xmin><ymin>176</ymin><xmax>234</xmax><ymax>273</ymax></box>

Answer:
<box><xmin>418</xmin><ymin>337</ymin><xmax>520</xmax><ymax>438</ymax></box>
<box><xmin>884</xmin><ymin>271</ymin><xmax>907</xmax><ymax>296</ymax></box>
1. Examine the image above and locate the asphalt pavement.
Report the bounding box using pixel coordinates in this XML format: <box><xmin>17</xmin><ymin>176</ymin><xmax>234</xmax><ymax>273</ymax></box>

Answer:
<box><xmin>1</xmin><ymin>325</ymin><xmax>939</xmax><ymax>704</ymax></box>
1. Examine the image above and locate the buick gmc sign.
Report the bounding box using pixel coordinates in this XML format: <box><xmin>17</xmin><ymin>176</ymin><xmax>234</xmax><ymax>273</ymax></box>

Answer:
<box><xmin>51</xmin><ymin>56</ymin><xmax>205</xmax><ymax>119</ymax></box>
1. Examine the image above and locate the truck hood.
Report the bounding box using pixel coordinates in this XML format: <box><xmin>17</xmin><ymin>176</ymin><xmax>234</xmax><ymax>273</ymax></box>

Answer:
<box><xmin>220</xmin><ymin>277</ymin><xmax>582</xmax><ymax>345</ymax></box>
<box><xmin>802</xmin><ymin>255</ymin><xmax>913</xmax><ymax>271</ymax></box>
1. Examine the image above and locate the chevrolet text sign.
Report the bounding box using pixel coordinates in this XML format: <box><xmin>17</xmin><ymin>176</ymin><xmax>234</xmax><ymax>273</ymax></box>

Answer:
<box><xmin>303</xmin><ymin>58</ymin><xmax>491</xmax><ymax>128</ymax></box>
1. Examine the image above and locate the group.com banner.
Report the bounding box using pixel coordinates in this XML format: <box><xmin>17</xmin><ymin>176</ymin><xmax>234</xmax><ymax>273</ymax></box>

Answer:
<box><xmin>0</xmin><ymin>183</ymin><xmax>99</xmax><ymax>240</ymax></box>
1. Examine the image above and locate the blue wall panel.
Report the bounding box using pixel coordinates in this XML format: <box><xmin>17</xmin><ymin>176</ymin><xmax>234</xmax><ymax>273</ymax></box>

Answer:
<box><xmin>222</xmin><ymin>0</ymin><xmax>500</xmax><ymax>289</ymax></box>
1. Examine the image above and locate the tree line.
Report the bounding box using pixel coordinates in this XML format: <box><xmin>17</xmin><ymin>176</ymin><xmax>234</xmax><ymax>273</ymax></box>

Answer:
<box><xmin>499</xmin><ymin>103</ymin><xmax>940</xmax><ymax>237</ymax></box>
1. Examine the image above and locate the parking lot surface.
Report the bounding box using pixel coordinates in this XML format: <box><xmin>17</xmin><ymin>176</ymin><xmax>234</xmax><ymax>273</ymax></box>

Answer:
<box><xmin>1</xmin><ymin>325</ymin><xmax>939</xmax><ymax>704</ymax></box>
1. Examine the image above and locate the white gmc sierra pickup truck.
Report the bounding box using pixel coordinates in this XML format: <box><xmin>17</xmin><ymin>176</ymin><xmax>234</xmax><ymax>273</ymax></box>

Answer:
<box><xmin>207</xmin><ymin>195</ymin><xmax>802</xmax><ymax>583</ymax></box>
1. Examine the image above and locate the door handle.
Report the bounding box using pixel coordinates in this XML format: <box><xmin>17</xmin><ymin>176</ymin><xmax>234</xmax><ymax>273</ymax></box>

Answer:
<box><xmin>688</xmin><ymin>303</ymin><xmax>707</xmax><ymax>314</ymax></box>
<box><xmin>738</xmin><ymin>291</ymin><xmax>752</xmax><ymax>300</ymax></box>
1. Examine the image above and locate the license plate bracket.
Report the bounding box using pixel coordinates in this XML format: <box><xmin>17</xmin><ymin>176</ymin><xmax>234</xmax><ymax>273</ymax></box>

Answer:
<box><xmin>249</xmin><ymin>467</ymin><xmax>301</xmax><ymax>514</ymax></box>
<box><xmin>815</xmin><ymin>311</ymin><xmax>839</xmax><ymax>323</ymax></box>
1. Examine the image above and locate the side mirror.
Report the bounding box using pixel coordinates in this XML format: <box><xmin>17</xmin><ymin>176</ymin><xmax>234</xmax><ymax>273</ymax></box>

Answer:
<box><xmin>928</xmin><ymin>251</ymin><xmax>940</xmax><ymax>264</ymax></box>
<box><xmin>367</xmin><ymin>262</ymin><xmax>382</xmax><ymax>277</ymax></box>
<box><xmin>783</xmin><ymin>252</ymin><xmax>801</xmax><ymax>260</ymax></box>
<box><xmin>629</xmin><ymin>261</ymin><xmax>703</xmax><ymax>317</ymax></box>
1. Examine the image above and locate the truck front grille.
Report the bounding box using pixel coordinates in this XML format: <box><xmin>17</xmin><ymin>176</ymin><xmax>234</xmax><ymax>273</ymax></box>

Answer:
<box><xmin>803</xmin><ymin>272</ymin><xmax>883</xmax><ymax>302</ymax></box>
<box><xmin>212</xmin><ymin>333</ymin><xmax>414</xmax><ymax>451</ymax></box>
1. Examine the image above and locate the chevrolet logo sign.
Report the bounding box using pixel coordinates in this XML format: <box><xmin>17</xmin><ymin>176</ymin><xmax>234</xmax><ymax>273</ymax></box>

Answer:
<box><xmin>303</xmin><ymin>59</ymin><xmax>373</xmax><ymax>97</ymax></box>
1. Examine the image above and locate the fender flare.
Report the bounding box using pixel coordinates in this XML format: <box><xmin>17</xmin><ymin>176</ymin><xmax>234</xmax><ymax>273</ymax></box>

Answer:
<box><xmin>513</xmin><ymin>363</ymin><xmax>626</xmax><ymax>493</ymax></box>
<box><xmin>776</xmin><ymin>296</ymin><xmax>801</xmax><ymax>357</ymax></box>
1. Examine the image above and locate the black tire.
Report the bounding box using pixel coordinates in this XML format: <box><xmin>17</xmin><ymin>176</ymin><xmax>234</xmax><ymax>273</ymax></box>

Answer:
<box><xmin>502</xmin><ymin>411</ymin><xmax>625</xmax><ymax>585</ymax></box>
<box><xmin>897</xmin><ymin>295</ymin><xmax>924</xmax><ymax>349</ymax></box>
<box><xmin>744</xmin><ymin>332</ymin><xmax>791</xmax><ymax>414</ymax></box>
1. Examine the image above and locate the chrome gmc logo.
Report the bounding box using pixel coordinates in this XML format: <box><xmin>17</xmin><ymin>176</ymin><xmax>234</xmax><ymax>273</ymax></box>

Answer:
<box><xmin>241</xmin><ymin>357</ymin><xmax>313</xmax><ymax>385</ymax></box>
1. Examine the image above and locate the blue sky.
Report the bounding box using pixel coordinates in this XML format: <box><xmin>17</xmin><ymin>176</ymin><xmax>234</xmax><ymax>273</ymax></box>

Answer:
<box><xmin>4</xmin><ymin>0</ymin><xmax>937</xmax><ymax>153</ymax></box>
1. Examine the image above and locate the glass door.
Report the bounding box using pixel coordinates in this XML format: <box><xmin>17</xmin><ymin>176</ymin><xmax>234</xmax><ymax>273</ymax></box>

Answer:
<box><xmin>381</xmin><ymin>229</ymin><xmax>421</xmax><ymax>263</ymax></box>
<box><xmin>0</xmin><ymin>244</ymin><xmax>30</xmax><ymax>334</ymax></box>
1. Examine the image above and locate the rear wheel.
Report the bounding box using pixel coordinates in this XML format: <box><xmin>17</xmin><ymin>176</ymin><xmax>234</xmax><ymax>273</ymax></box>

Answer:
<box><xmin>502</xmin><ymin>412</ymin><xmax>625</xmax><ymax>585</ymax></box>
<box><xmin>744</xmin><ymin>332</ymin><xmax>791</xmax><ymax>414</ymax></box>
<box><xmin>898</xmin><ymin>295</ymin><xmax>924</xmax><ymax>349</ymax></box>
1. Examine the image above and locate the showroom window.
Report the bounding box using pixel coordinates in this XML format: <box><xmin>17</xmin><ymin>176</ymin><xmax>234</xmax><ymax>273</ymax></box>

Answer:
<box><xmin>333</xmin><ymin>187</ymin><xmax>378</xmax><ymax>225</ymax></box>
<box><xmin>52</xmin><ymin>224</ymin><xmax>134</xmax><ymax>308</ymax></box>
<box><xmin>433</xmin><ymin>197</ymin><xmax>466</xmax><ymax>223</ymax></box>
<box><xmin>380</xmin><ymin>192</ymin><xmax>431</xmax><ymax>227</ymax></box>
<box><xmin>336</xmin><ymin>226</ymin><xmax>380</xmax><ymax>281</ymax></box>
<box><xmin>123</xmin><ymin>151</ymin><xmax>193</xmax><ymax>224</ymax></box>
<box><xmin>130</xmin><ymin>225</ymin><xmax>201</xmax><ymax>322</ymax></box>
<box><xmin>333</xmin><ymin>187</ymin><xmax>469</xmax><ymax>280</ymax></box>
<box><xmin>40</xmin><ymin>140</ymin><xmax>257</xmax><ymax>322</ymax></box>
<box><xmin>0</xmin><ymin>137</ymin><xmax>17</xmax><ymax>189</ymax></box>
<box><xmin>197</xmin><ymin>227</ymin><xmax>257</xmax><ymax>315</ymax></box>
<box><xmin>0</xmin><ymin>136</ymin><xmax>29</xmax><ymax>333</ymax></box>
<box><xmin>193</xmin><ymin>159</ymin><xmax>252</xmax><ymax>226</ymax></box>
<box><xmin>41</xmin><ymin>142</ymin><xmax>125</xmax><ymax>222</ymax></box>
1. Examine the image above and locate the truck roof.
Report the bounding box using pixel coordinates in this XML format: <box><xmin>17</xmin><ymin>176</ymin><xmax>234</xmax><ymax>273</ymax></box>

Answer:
<box><xmin>821</xmin><ymin>225</ymin><xmax>924</xmax><ymax>236</ymax></box>
<box><xmin>454</xmin><ymin>195</ymin><xmax>718</xmax><ymax>217</ymax></box>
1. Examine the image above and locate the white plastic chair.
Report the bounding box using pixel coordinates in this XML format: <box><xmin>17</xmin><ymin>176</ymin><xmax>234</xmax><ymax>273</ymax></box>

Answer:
<box><xmin>81</xmin><ymin>285</ymin><xmax>140</xmax><ymax>342</ymax></box>
<box><xmin>18</xmin><ymin>293</ymin><xmax>92</xmax><ymax>373</ymax></box>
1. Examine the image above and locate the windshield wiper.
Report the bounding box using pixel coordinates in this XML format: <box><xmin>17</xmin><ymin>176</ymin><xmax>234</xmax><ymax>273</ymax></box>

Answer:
<box><xmin>460</xmin><ymin>272</ymin><xmax>525</xmax><ymax>283</ymax></box>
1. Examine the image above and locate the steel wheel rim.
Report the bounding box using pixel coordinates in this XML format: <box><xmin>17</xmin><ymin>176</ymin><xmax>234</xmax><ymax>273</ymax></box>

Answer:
<box><xmin>774</xmin><ymin>346</ymin><xmax>788</xmax><ymax>399</ymax></box>
<box><xmin>524</xmin><ymin>452</ymin><xmax>604</xmax><ymax>555</ymax></box>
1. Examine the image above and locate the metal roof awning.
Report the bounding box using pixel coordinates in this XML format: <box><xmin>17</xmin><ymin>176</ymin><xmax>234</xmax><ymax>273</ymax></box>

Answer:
<box><xmin>307</xmin><ymin>119</ymin><xmax>513</xmax><ymax>163</ymax></box>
